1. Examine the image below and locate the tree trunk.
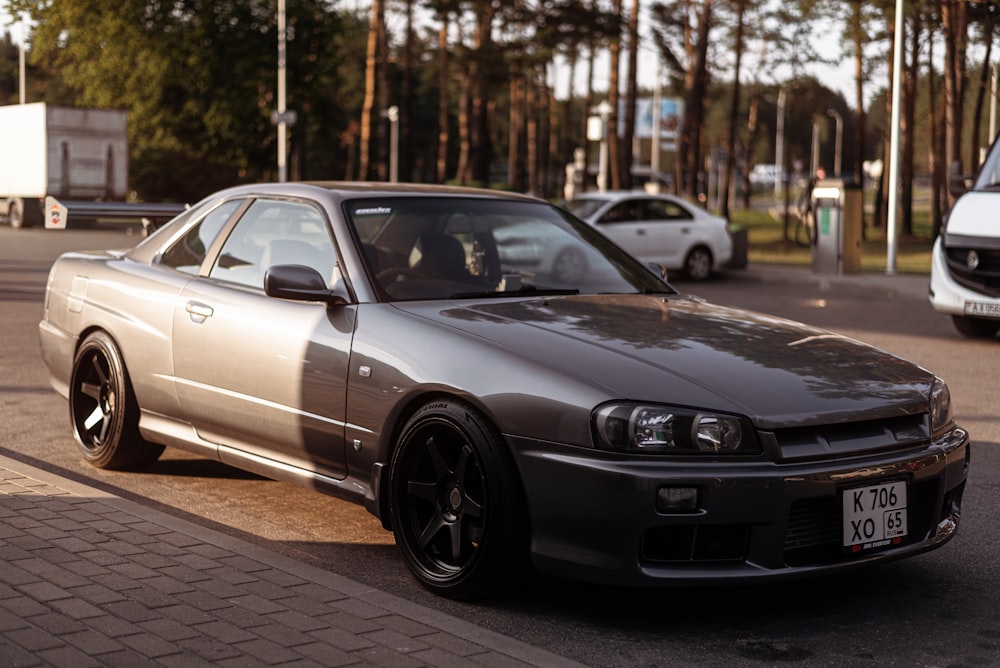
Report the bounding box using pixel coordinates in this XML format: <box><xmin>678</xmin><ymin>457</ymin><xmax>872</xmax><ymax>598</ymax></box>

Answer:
<box><xmin>470</xmin><ymin>3</ymin><xmax>496</xmax><ymax>185</ymax></box>
<box><xmin>456</xmin><ymin>63</ymin><xmax>472</xmax><ymax>184</ymax></box>
<box><xmin>375</xmin><ymin>0</ymin><xmax>389</xmax><ymax>181</ymax></box>
<box><xmin>436</xmin><ymin>15</ymin><xmax>450</xmax><ymax>183</ymax></box>
<box><xmin>942</xmin><ymin>0</ymin><xmax>968</xmax><ymax>208</ymax></box>
<box><xmin>928</xmin><ymin>28</ymin><xmax>944</xmax><ymax>237</ymax></box>
<box><xmin>622</xmin><ymin>0</ymin><xmax>640</xmax><ymax>190</ymax></box>
<box><xmin>358</xmin><ymin>0</ymin><xmax>384</xmax><ymax>180</ymax></box>
<box><xmin>851</xmin><ymin>0</ymin><xmax>867</xmax><ymax>189</ymax></box>
<box><xmin>607</xmin><ymin>0</ymin><xmax>623</xmax><ymax>191</ymax></box>
<box><xmin>679</xmin><ymin>0</ymin><xmax>712</xmax><ymax>201</ymax></box>
<box><xmin>399</xmin><ymin>0</ymin><xmax>414</xmax><ymax>181</ymax></box>
<box><xmin>971</xmin><ymin>15</ymin><xmax>994</xmax><ymax>168</ymax></box>
<box><xmin>721</xmin><ymin>0</ymin><xmax>746</xmax><ymax>219</ymax></box>
<box><xmin>527</xmin><ymin>70</ymin><xmax>539</xmax><ymax>195</ymax></box>
<box><xmin>508</xmin><ymin>72</ymin><xmax>525</xmax><ymax>192</ymax></box>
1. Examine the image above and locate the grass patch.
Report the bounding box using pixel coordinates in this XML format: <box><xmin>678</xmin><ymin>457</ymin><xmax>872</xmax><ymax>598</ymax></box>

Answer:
<box><xmin>730</xmin><ymin>205</ymin><xmax>933</xmax><ymax>275</ymax></box>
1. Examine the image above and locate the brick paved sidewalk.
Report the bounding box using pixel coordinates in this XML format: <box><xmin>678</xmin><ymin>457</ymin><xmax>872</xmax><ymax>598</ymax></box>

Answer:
<box><xmin>0</xmin><ymin>455</ymin><xmax>584</xmax><ymax>668</ymax></box>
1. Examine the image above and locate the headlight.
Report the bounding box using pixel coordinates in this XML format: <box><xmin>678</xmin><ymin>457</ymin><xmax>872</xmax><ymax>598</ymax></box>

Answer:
<box><xmin>593</xmin><ymin>403</ymin><xmax>761</xmax><ymax>455</ymax></box>
<box><xmin>929</xmin><ymin>377</ymin><xmax>953</xmax><ymax>434</ymax></box>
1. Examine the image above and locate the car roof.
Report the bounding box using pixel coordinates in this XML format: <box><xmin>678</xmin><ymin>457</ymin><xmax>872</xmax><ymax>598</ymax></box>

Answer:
<box><xmin>571</xmin><ymin>191</ymin><xmax>684</xmax><ymax>203</ymax></box>
<box><xmin>205</xmin><ymin>181</ymin><xmax>546</xmax><ymax>203</ymax></box>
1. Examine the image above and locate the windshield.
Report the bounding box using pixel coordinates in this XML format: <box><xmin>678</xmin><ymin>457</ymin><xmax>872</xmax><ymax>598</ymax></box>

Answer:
<box><xmin>344</xmin><ymin>197</ymin><xmax>672</xmax><ymax>301</ymax></box>
<box><xmin>564</xmin><ymin>197</ymin><xmax>610</xmax><ymax>220</ymax></box>
<box><xmin>974</xmin><ymin>138</ymin><xmax>1000</xmax><ymax>190</ymax></box>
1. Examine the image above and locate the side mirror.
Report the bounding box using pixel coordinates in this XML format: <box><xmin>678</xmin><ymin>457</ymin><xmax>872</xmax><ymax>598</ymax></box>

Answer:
<box><xmin>264</xmin><ymin>264</ymin><xmax>349</xmax><ymax>305</ymax></box>
<box><xmin>647</xmin><ymin>262</ymin><xmax>668</xmax><ymax>281</ymax></box>
<box><xmin>949</xmin><ymin>160</ymin><xmax>972</xmax><ymax>198</ymax></box>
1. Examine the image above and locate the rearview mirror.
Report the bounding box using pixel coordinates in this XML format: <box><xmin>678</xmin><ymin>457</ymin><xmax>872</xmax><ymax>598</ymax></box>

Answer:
<box><xmin>949</xmin><ymin>160</ymin><xmax>972</xmax><ymax>198</ymax></box>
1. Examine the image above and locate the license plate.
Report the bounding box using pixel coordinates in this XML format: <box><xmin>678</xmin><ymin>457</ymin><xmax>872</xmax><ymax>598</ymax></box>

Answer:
<box><xmin>842</xmin><ymin>481</ymin><xmax>907</xmax><ymax>553</ymax></box>
<box><xmin>964</xmin><ymin>301</ymin><xmax>1000</xmax><ymax>318</ymax></box>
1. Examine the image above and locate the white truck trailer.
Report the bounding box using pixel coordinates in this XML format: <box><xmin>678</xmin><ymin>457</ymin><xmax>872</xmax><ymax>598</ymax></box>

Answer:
<box><xmin>0</xmin><ymin>103</ymin><xmax>184</xmax><ymax>230</ymax></box>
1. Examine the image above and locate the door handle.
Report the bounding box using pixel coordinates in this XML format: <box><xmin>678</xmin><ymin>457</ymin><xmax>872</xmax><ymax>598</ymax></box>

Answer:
<box><xmin>635</xmin><ymin>228</ymin><xmax>647</xmax><ymax>236</ymax></box>
<box><xmin>185</xmin><ymin>301</ymin><xmax>214</xmax><ymax>323</ymax></box>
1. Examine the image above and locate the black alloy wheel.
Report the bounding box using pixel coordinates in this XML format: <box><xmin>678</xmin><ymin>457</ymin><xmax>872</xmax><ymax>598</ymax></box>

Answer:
<box><xmin>388</xmin><ymin>399</ymin><xmax>530</xmax><ymax>600</ymax></box>
<box><xmin>684</xmin><ymin>246</ymin><xmax>714</xmax><ymax>281</ymax></box>
<box><xmin>69</xmin><ymin>331</ymin><xmax>164</xmax><ymax>469</ymax></box>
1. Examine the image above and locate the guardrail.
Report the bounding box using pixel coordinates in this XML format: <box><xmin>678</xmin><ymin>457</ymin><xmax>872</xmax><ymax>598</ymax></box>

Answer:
<box><xmin>45</xmin><ymin>196</ymin><xmax>188</xmax><ymax>233</ymax></box>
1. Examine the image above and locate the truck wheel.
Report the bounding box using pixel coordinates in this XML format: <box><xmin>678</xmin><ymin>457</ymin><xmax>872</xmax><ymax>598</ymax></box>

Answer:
<box><xmin>951</xmin><ymin>315</ymin><xmax>1000</xmax><ymax>339</ymax></box>
<box><xmin>8</xmin><ymin>200</ymin><xmax>24</xmax><ymax>229</ymax></box>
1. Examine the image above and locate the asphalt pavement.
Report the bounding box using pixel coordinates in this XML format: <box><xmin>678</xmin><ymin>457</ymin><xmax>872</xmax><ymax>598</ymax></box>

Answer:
<box><xmin>0</xmin><ymin>262</ymin><xmax>929</xmax><ymax>668</ymax></box>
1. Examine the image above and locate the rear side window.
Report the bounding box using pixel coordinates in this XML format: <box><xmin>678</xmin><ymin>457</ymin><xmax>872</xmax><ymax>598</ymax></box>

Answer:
<box><xmin>160</xmin><ymin>200</ymin><xmax>242</xmax><ymax>274</ymax></box>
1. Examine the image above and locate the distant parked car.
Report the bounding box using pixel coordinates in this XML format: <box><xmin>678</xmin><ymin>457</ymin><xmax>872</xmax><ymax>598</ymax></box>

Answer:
<box><xmin>566</xmin><ymin>191</ymin><xmax>732</xmax><ymax>280</ymax></box>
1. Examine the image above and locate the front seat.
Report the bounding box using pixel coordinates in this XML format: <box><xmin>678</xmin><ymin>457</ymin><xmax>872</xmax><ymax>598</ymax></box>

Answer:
<box><xmin>415</xmin><ymin>234</ymin><xmax>470</xmax><ymax>281</ymax></box>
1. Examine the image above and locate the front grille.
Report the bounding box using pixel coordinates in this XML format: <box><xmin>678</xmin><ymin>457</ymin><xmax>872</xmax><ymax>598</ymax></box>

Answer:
<box><xmin>766</xmin><ymin>414</ymin><xmax>928</xmax><ymax>462</ymax></box>
<box><xmin>945</xmin><ymin>245</ymin><xmax>1000</xmax><ymax>297</ymax></box>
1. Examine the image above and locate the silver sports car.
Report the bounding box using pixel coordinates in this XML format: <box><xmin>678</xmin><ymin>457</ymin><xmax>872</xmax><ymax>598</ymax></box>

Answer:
<box><xmin>39</xmin><ymin>182</ymin><xmax>969</xmax><ymax>599</ymax></box>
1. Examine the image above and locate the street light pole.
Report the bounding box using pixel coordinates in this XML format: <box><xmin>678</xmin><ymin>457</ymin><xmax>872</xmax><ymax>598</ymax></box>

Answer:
<box><xmin>597</xmin><ymin>100</ymin><xmax>612</xmax><ymax>193</ymax></box>
<box><xmin>18</xmin><ymin>19</ymin><xmax>25</xmax><ymax>104</ymax></box>
<box><xmin>886</xmin><ymin>0</ymin><xmax>904</xmax><ymax>275</ymax></box>
<box><xmin>386</xmin><ymin>106</ymin><xmax>399</xmax><ymax>183</ymax></box>
<box><xmin>775</xmin><ymin>89</ymin><xmax>786</xmax><ymax>198</ymax></box>
<box><xmin>811</xmin><ymin>122</ymin><xmax>820</xmax><ymax>177</ymax></box>
<box><xmin>827</xmin><ymin>109</ymin><xmax>843</xmax><ymax>177</ymax></box>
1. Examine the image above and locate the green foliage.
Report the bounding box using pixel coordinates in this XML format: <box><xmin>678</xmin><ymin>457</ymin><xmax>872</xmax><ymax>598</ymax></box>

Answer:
<box><xmin>19</xmin><ymin>0</ymin><xmax>366</xmax><ymax>202</ymax></box>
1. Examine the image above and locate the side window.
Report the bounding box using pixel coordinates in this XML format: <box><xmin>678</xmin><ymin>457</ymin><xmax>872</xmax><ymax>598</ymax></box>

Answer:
<box><xmin>598</xmin><ymin>201</ymin><xmax>639</xmax><ymax>225</ymax></box>
<box><xmin>644</xmin><ymin>199</ymin><xmax>692</xmax><ymax>222</ymax></box>
<box><xmin>208</xmin><ymin>199</ymin><xmax>337</xmax><ymax>289</ymax></box>
<box><xmin>160</xmin><ymin>200</ymin><xmax>241</xmax><ymax>274</ymax></box>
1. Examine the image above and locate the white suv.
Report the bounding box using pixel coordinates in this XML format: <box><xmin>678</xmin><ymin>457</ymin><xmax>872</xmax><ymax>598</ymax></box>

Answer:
<box><xmin>930</xmin><ymin>141</ymin><xmax>1000</xmax><ymax>338</ymax></box>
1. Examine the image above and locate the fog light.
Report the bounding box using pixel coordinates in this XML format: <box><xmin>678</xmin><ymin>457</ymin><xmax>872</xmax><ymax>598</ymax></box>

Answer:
<box><xmin>657</xmin><ymin>486</ymin><xmax>699</xmax><ymax>513</ymax></box>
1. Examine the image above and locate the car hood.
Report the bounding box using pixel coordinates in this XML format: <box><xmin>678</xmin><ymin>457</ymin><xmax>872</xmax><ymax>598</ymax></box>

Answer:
<box><xmin>945</xmin><ymin>191</ymin><xmax>1000</xmax><ymax>239</ymax></box>
<box><xmin>397</xmin><ymin>294</ymin><xmax>932</xmax><ymax>429</ymax></box>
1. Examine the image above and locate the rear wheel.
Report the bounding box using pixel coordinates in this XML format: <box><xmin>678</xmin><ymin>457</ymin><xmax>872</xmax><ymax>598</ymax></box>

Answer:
<box><xmin>70</xmin><ymin>331</ymin><xmax>164</xmax><ymax>469</ymax></box>
<box><xmin>684</xmin><ymin>246</ymin><xmax>714</xmax><ymax>281</ymax></box>
<box><xmin>951</xmin><ymin>315</ymin><xmax>1000</xmax><ymax>339</ymax></box>
<box><xmin>388</xmin><ymin>399</ymin><xmax>530</xmax><ymax>600</ymax></box>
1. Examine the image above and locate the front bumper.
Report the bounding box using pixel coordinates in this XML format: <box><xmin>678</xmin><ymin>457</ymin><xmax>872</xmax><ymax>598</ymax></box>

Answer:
<box><xmin>930</xmin><ymin>236</ymin><xmax>1000</xmax><ymax>316</ymax></box>
<box><xmin>509</xmin><ymin>426</ymin><xmax>969</xmax><ymax>587</ymax></box>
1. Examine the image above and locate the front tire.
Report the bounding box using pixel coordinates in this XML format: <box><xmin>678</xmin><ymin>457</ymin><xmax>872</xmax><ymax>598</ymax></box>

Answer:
<box><xmin>951</xmin><ymin>315</ymin><xmax>1000</xmax><ymax>339</ymax></box>
<box><xmin>388</xmin><ymin>399</ymin><xmax>530</xmax><ymax>600</ymax></box>
<box><xmin>70</xmin><ymin>331</ymin><xmax>164</xmax><ymax>469</ymax></box>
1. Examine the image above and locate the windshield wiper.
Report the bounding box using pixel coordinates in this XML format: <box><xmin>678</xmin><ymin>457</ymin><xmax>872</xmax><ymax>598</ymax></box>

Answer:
<box><xmin>449</xmin><ymin>285</ymin><xmax>580</xmax><ymax>299</ymax></box>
